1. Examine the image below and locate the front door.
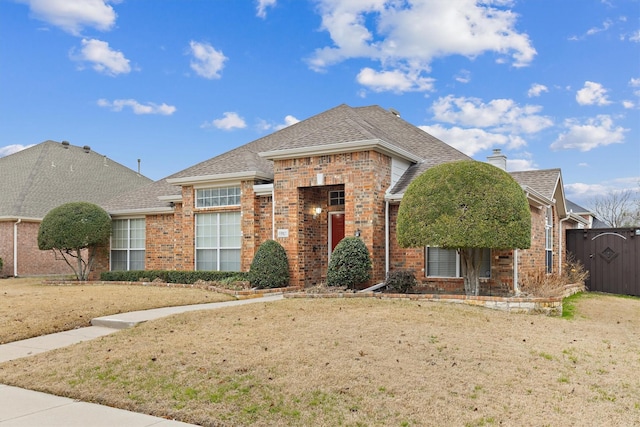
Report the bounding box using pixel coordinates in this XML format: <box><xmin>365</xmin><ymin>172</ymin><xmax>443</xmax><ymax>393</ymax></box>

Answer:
<box><xmin>329</xmin><ymin>212</ymin><xmax>345</xmax><ymax>257</ymax></box>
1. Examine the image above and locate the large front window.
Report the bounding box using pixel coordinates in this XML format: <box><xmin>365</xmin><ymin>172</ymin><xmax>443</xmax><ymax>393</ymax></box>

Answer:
<box><xmin>111</xmin><ymin>218</ymin><xmax>145</xmax><ymax>271</ymax></box>
<box><xmin>426</xmin><ymin>247</ymin><xmax>491</xmax><ymax>278</ymax></box>
<box><xmin>195</xmin><ymin>212</ymin><xmax>241</xmax><ymax>271</ymax></box>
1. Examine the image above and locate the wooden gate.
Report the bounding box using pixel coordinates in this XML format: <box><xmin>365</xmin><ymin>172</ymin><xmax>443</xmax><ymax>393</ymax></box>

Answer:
<box><xmin>566</xmin><ymin>228</ymin><xmax>640</xmax><ymax>296</ymax></box>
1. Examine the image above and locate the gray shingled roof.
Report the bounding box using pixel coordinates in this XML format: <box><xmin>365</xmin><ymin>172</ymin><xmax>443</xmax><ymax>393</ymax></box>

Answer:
<box><xmin>113</xmin><ymin>104</ymin><xmax>470</xmax><ymax>212</ymax></box>
<box><xmin>0</xmin><ymin>140</ymin><xmax>152</xmax><ymax>219</ymax></box>
<box><xmin>510</xmin><ymin>169</ymin><xmax>561</xmax><ymax>200</ymax></box>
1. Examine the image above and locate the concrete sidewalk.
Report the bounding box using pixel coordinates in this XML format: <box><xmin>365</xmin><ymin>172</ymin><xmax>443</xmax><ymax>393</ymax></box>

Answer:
<box><xmin>0</xmin><ymin>294</ymin><xmax>284</xmax><ymax>426</ymax></box>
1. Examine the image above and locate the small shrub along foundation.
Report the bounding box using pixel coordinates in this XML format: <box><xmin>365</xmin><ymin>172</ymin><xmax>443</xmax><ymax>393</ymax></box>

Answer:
<box><xmin>100</xmin><ymin>270</ymin><xmax>248</xmax><ymax>284</ymax></box>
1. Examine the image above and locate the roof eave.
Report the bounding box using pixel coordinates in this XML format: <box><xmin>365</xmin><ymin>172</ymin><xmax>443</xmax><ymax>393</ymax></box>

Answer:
<box><xmin>108</xmin><ymin>207</ymin><xmax>174</xmax><ymax>216</ymax></box>
<box><xmin>166</xmin><ymin>171</ymin><xmax>274</xmax><ymax>186</ymax></box>
<box><xmin>259</xmin><ymin>139</ymin><xmax>423</xmax><ymax>163</ymax></box>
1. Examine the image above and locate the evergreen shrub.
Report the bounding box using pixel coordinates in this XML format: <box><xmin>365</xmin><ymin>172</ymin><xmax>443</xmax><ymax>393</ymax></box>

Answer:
<box><xmin>248</xmin><ymin>240</ymin><xmax>290</xmax><ymax>289</ymax></box>
<box><xmin>327</xmin><ymin>237</ymin><xmax>371</xmax><ymax>289</ymax></box>
<box><xmin>100</xmin><ymin>270</ymin><xmax>247</xmax><ymax>283</ymax></box>
<box><xmin>385</xmin><ymin>269</ymin><xmax>417</xmax><ymax>293</ymax></box>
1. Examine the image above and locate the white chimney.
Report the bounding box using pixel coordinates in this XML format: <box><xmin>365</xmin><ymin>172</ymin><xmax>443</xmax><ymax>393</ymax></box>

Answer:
<box><xmin>487</xmin><ymin>148</ymin><xmax>507</xmax><ymax>171</ymax></box>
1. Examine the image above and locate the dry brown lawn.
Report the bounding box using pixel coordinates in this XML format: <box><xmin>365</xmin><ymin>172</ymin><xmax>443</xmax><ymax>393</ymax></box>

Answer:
<box><xmin>0</xmin><ymin>277</ymin><xmax>233</xmax><ymax>343</ymax></box>
<box><xmin>1</xmin><ymin>291</ymin><xmax>639</xmax><ymax>426</ymax></box>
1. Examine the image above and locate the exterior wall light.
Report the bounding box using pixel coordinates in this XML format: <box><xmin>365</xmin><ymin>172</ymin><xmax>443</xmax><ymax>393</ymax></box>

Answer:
<box><xmin>355</xmin><ymin>229</ymin><xmax>361</xmax><ymax>237</ymax></box>
<box><xmin>313</xmin><ymin>206</ymin><xmax>322</xmax><ymax>218</ymax></box>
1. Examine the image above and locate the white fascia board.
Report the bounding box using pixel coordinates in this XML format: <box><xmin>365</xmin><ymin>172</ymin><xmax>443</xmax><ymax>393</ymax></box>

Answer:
<box><xmin>259</xmin><ymin>139</ymin><xmax>423</xmax><ymax>164</ymax></box>
<box><xmin>253</xmin><ymin>183</ymin><xmax>274</xmax><ymax>196</ymax></box>
<box><xmin>384</xmin><ymin>192</ymin><xmax>404</xmax><ymax>203</ymax></box>
<box><xmin>523</xmin><ymin>185</ymin><xmax>553</xmax><ymax>208</ymax></box>
<box><xmin>0</xmin><ymin>216</ymin><xmax>42</xmax><ymax>222</ymax></box>
<box><xmin>568</xmin><ymin>212</ymin><xmax>589</xmax><ymax>225</ymax></box>
<box><xmin>166</xmin><ymin>171</ymin><xmax>273</xmax><ymax>186</ymax></box>
<box><xmin>157</xmin><ymin>194</ymin><xmax>182</xmax><ymax>202</ymax></box>
<box><xmin>108</xmin><ymin>207</ymin><xmax>174</xmax><ymax>216</ymax></box>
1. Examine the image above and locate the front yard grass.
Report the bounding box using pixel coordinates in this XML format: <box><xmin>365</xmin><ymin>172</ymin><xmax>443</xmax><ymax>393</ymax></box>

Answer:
<box><xmin>1</xmin><ymin>292</ymin><xmax>638</xmax><ymax>426</ymax></box>
<box><xmin>0</xmin><ymin>277</ymin><xmax>233</xmax><ymax>343</ymax></box>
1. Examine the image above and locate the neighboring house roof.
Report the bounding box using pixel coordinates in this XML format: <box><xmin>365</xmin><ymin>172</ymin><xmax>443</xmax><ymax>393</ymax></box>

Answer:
<box><xmin>0</xmin><ymin>140</ymin><xmax>152</xmax><ymax>219</ymax></box>
<box><xmin>108</xmin><ymin>104</ymin><xmax>470</xmax><ymax>214</ymax></box>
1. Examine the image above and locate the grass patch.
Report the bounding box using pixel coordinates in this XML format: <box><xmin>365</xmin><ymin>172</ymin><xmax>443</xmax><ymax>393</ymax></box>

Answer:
<box><xmin>1</xmin><ymin>291</ymin><xmax>639</xmax><ymax>426</ymax></box>
<box><xmin>0</xmin><ymin>277</ymin><xmax>233</xmax><ymax>343</ymax></box>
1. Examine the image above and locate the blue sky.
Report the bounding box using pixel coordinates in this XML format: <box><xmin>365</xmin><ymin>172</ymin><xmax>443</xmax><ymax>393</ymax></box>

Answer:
<box><xmin>1</xmin><ymin>0</ymin><xmax>638</xmax><ymax>208</ymax></box>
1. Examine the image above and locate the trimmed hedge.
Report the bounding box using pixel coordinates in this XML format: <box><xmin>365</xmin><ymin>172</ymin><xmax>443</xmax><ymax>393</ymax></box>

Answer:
<box><xmin>327</xmin><ymin>237</ymin><xmax>371</xmax><ymax>289</ymax></box>
<box><xmin>100</xmin><ymin>270</ymin><xmax>248</xmax><ymax>284</ymax></box>
<box><xmin>248</xmin><ymin>240</ymin><xmax>290</xmax><ymax>289</ymax></box>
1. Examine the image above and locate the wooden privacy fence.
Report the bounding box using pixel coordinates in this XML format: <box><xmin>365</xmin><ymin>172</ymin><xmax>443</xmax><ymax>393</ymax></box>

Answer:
<box><xmin>566</xmin><ymin>228</ymin><xmax>640</xmax><ymax>297</ymax></box>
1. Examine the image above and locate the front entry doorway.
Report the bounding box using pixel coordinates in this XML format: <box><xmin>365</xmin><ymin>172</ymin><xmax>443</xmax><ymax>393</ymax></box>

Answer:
<box><xmin>329</xmin><ymin>212</ymin><xmax>345</xmax><ymax>258</ymax></box>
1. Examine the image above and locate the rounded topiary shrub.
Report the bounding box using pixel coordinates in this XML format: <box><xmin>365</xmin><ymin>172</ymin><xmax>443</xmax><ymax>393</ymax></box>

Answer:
<box><xmin>327</xmin><ymin>237</ymin><xmax>371</xmax><ymax>289</ymax></box>
<box><xmin>248</xmin><ymin>240</ymin><xmax>290</xmax><ymax>289</ymax></box>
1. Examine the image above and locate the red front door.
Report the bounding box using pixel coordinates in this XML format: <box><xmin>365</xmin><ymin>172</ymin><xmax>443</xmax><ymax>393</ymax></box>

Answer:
<box><xmin>330</xmin><ymin>213</ymin><xmax>345</xmax><ymax>253</ymax></box>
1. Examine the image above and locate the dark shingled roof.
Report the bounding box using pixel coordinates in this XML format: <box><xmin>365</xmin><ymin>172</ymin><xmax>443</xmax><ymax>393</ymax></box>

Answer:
<box><xmin>109</xmin><ymin>104</ymin><xmax>471</xmax><ymax>212</ymax></box>
<box><xmin>0</xmin><ymin>140</ymin><xmax>152</xmax><ymax>219</ymax></box>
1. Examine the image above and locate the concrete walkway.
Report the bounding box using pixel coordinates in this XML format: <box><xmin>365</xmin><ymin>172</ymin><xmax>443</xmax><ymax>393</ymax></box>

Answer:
<box><xmin>0</xmin><ymin>294</ymin><xmax>283</xmax><ymax>426</ymax></box>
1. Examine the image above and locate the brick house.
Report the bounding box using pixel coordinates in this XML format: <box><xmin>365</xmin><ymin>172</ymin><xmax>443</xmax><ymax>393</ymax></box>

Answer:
<box><xmin>100</xmin><ymin>104</ymin><xmax>587</xmax><ymax>293</ymax></box>
<box><xmin>0</xmin><ymin>141</ymin><xmax>152</xmax><ymax>277</ymax></box>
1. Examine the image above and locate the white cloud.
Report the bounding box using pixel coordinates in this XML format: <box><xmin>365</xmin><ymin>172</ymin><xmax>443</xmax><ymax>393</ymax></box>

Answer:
<box><xmin>97</xmin><ymin>98</ymin><xmax>176</xmax><ymax>115</ymax></box>
<box><xmin>419</xmin><ymin>124</ymin><xmax>526</xmax><ymax>156</ymax></box>
<box><xmin>630</xmin><ymin>78</ymin><xmax>640</xmax><ymax>87</ymax></box>
<box><xmin>507</xmin><ymin>158</ymin><xmax>537</xmax><ymax>171</ymax></box>
<box><xmin>454</xmin><ymin>70</ymin><xmax>471</xmax><ymax>84</ymax></box>
<box><xmin>258</xmin><ymin>114</ymin><xmax>300</xmax><ymax>131</ymax></box>
<box><xmin>356</xmin><ymin>68</ymin><xmax>434</xmax><ymax>93</ymax></box>
<box><xmin>576</xmin><ymin>81</ymin><xmax>611</xmax><ymax>106</ymax></box>
<box><xmin>622</xmin><ymin>100</ymin><xmax>635</xmax><ymax>109</ymax></box>
<box><xmin>551</xmin><ymin>115</ymin><xmax>627</xmax><ymax>151</ymax></box>
<box><xmin>256</xmin><ymin>0</ymin><xmax>277</xmax><ymax>18</ymax></box>
<box><xmin>71</xmin><ymin>38</ymin><xmax>131</xmax><ymax>76</ymax></box>
<box><xmin>19</xmin><ymin>0</ymin><xmax>117</xmax><ymax>35</ymax></box>
<box><xmin>308</xmin><ymin>0</ymin><xmax>536</xmax><ymax>93</ymax></box>
<box><xmin>188</xmin><ymin>41</ymin><xmax>227</xmax><ymax>79</ymax></box>
<box><xmin>565</xmin><ymin>177</ymin><xmax>639</xmax><ymax>203</ymax></box>
<box><xmin>431</xmin><ymin>95</ymin><xmax>553</xmax><ymax>134</ymax></box>
<box><xmin>527</xmin><ymin>83</ymin><xmax>548</xmax><ymax>97</ymax></box>
<box><xmin>629</xmin><ymin>30</ymin><xmax>640</xmax><ymax>42</ymax></box>
<box><xmin>201</xmin><ymin>112</ymin><xmax>247</xmax><ymax>130</ymax></box>
<box><xmin>0</xmin><ymin>144</ymin><xmax>35</xmax><ymax>157</ymax></box>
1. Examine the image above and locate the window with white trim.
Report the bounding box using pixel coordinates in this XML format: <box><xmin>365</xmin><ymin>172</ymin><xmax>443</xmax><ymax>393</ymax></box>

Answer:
<box><xmin>545</xmin><ymin>206</ymin><xmax>553</xmax><ymax>273</ymax></box>
<box><xmin>111</xmin><ymin>219</ymin><xmax>145</xmax><ymax>271</ymax></box>
<box><xmin>426</xmin><ymin>247</ymin><xmax>491</xmax><ymax>278</ymax></box>
<box><xmin>196</xmin><ymin>186</ymin><xmax>241</xmax><ymax>208</ymax></box>
<box><xmin>195</xmin><ymin>212</ymin><xmax>241</xmax><ymax>271</ymax></box>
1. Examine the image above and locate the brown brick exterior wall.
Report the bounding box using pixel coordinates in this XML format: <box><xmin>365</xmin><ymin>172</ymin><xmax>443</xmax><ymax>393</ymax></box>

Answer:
<box><xmin>271</xmin><ymin>151</ymin><xmax>391</xmax><ymax>287</ymax></box>
<box><xmin>0</xmin><ymin>220</ymin><xmax>96</xmax><ymax>278</ymax></box>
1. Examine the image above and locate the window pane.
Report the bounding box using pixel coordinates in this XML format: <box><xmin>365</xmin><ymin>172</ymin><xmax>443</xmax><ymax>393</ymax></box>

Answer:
<box><xmin>220</xmin><ymin>249</ymin><xmax>240</xmax><ymax>271</ymax></box>
<box><xmin>480</xmin><ymin>248</ymin><xmax>491</xmax><ymax>278</ymax></box>
<box><xmin>111</xmin><ymin>250</ymin><xmax>127</xmax><ymax>271</ymax></box>
<box><xmin>220</xmin><ymin>212</ymin><xmax>241</xmax><ymax>247</ymax></box>
<box><xmin>129</xmin><ymin>250</ymin><xmax>145</xmax><ymax>270</ymax></box>
<box><xmin>427</xmin><ymin>247</ymin><xmax>457</xmax><ymax>277</ymax></box>
<box><xmin>196</xmin><ymin>249</ymin><xmax>217</xmax><ymax>271</ymax></box>
<box><xmin>196</xmin><ymin>214</ymin><xmax>218</xmax><ymax>248</ymax></box>
<box><xmin>111</xmin><ymin>220</ymin><xmax>128</xmax><ymax>249</ymax></box>
<box><xmin>130</xmin><ymin>219</ymin><xmax>146</xmax><ymax>249</ymax></box>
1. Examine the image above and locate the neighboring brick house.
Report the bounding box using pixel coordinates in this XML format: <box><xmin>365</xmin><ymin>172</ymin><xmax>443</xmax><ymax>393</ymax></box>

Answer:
<box><xmin>0</xmin><ymin>140</ymin><xmax>152</xmax><ymax>277</ymax></box>
<box><xmin>100</xmin><ymin>104</ymin><xmax>587</xmax><ymax>292</ymax></box>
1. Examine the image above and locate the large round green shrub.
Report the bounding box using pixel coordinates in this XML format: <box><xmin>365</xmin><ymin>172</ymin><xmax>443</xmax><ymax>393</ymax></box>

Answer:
<box><xmin>327</xmin><ymin>237</ymin><xmax>371</xmax><ymax>289</ymax></box>
<box><xmin>248</xmin><ymin>240</ymin><xmax>290</xmax><ymax>289</ymax></box>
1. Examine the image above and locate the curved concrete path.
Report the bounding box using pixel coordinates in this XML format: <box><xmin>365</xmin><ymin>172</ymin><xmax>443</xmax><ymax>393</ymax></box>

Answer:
<box><xmin>0</xmin><ymin>294</ymin><xmax>283</xmax><ymax>426</ymax></box>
